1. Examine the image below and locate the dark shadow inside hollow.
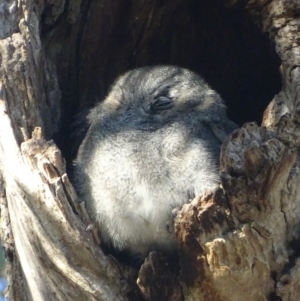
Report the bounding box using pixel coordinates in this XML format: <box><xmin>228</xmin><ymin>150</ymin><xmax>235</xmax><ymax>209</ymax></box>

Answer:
<box><xmin>42</xmin><ymin>0</ymin><xmax>281</xmax><ymax>160</ymax></box>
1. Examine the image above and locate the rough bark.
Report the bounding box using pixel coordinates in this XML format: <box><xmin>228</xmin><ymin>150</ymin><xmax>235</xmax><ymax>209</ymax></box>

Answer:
<box><xmin>0</xmin><ymin>0</ymin><xmax>299</xmax><ymax>301</ymax></box>
<box><xmin>0</xmin><ymin>1</ymin><xmax>133</xmax><ymax>300</ymax></box>
<box><xmin>170</xmin><ymin>1</ymin><xmax>300</xmax><ymax>300</ymax></box>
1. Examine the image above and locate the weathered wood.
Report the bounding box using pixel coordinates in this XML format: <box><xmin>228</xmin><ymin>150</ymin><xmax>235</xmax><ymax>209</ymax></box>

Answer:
<box><xmin>173</xmin><ymin>122</ymin><xmax>299</xmax><ymax>300</ymax></box>
<box><xmin>0</xmin><ymin>1</ymin><xmax>131</xmax><ymax>300</ymax></box>
<box><xmin>0</xmin><ymin>128</ymin><xmax>131</xmax><ymax>300</ymax></box>
<box><xmin>0</xmin><ymin>0</ymin><xmax>300</xmax><ymax>300</ymax></box>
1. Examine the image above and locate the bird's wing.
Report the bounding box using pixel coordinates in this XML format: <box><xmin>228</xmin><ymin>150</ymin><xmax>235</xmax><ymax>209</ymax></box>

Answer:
<box><xmin>204</xmin><ymin>118</ymin><xmax>238</xmax><ymax>143</ymax></box>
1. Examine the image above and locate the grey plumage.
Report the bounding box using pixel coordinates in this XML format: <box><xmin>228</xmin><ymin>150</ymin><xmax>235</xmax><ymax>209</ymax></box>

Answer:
<box><xmin>72</xmin><ymin>65</ymin><xmax>237</xmax><ymax>259</ymax></box>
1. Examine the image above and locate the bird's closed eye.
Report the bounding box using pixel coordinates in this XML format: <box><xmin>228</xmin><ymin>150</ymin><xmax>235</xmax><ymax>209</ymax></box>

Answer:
<box><xmin>150</xmin><ymin>96</ymin><xmax>174</xmax><ymax>113</ymax></box>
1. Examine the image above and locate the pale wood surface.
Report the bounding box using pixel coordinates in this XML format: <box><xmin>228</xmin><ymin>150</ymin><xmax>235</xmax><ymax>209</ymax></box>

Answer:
<box><xmin>1</xmin><ymin>0</ymin><xmax>300</xmax><ymax>300</ymax></box>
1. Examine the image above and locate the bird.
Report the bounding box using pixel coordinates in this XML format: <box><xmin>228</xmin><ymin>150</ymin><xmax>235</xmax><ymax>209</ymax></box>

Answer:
<box><xmin>72</xmin><ymin>65</ymin><xmax>237</xmax><ymax>262</ymax></box>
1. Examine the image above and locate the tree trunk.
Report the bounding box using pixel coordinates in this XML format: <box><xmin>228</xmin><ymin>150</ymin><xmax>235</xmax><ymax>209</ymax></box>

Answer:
<box><xmin>0</xmin><ymin>0</ymin><xmax>299</xmax><ymax>300</ymax></box>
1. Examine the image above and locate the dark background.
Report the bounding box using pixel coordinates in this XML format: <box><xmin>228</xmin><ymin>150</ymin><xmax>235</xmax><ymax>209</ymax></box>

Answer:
<box><xmin>41</xmin><ymin>0</ymin><xmax>281</xmax><ymax>158</ymax></box>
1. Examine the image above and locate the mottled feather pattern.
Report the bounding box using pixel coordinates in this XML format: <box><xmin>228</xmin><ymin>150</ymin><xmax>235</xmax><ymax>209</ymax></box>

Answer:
<box><xmin>72</xmin><ymin>65</ymin><xmax>237</xmax><ymax>261</ymax></box>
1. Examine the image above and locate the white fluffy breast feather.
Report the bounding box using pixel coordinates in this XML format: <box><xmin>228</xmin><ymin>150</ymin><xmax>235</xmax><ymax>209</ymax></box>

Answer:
<box><xmin>81</xmin><ymin>126</ymin><xmax>220</xmax><ymax>253</ymax></box>
<box><xmin>73</xmin><ymin>66</ymin><xmax>237</xmax><ymax>259</ymax></box>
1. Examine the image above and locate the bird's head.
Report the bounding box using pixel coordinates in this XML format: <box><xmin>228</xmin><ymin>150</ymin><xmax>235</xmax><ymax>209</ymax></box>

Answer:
<box><xmin>89</xmin><ymin>66</ymin><xmax>227</xmax><ymax>130</ymax></box>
